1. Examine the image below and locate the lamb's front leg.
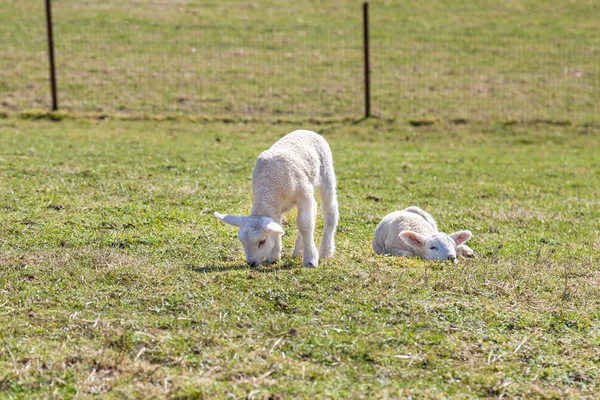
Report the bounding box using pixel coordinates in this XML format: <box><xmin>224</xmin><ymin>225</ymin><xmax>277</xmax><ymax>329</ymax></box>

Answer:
<box><xmin>456</xmin><ymin>244</ymin><xmax>474</xmax><ymax>258</ymax></box>
<box><xmin>293</xmin><ymin>200</ymin><xmax>313</xmax><ymax>258</ymax></box>
<box><xmin>266</xmin><ymin>218</ymin><xmax>283</xmax><ymax>264</ymax></box>
<box><xmin>292</xmin><ymin>232</ymin><xmax>303</xmax><ymax>258</ymax></box>
<box><xmin>297</xmin><ymin>197</ymin><xmax>318</xmax><ymax>267</ymax></box>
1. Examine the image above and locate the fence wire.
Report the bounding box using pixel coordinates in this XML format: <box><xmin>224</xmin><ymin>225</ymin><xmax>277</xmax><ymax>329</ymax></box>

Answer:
<box><xmin>1</xmin><ymin>1</ymin><xmax>598</xmax><ymax>123</ymax></box>
<box><xmin>374</xmin><ymin>31</ymin><xmax>599</xmax><ymax>123</ymax></box>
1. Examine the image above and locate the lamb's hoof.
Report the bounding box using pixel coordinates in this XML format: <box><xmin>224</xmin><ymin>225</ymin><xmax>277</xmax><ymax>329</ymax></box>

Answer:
<box><xmin>459</xmin><ymin>250</ymin><xmax>474</xmax><ymax>258</ymax></box>
<box><xmin>457</xmin><ymin>245</ymin><xmax>474</xmax><ymax>258</ymax></box>
<box><xmin>303</xmin><ymin>261</ymin><xmax>318</xmax><ymax>268</ymax></box>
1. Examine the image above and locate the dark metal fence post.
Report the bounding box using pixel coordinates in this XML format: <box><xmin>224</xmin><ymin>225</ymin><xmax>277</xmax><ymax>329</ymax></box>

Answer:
<box><xmin>363</xmin><ymin>2</ymin><xmax>371</xmax><ymax>118</ymax></box>
<box><xmin>45</xmin><ymin>0</ymin><xmax>58</xmax><ymax>111</ymax></box>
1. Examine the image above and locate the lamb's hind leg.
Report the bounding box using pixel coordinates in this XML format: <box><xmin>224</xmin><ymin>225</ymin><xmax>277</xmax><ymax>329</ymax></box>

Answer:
<box><xmin>319</xmin><ymin>178</ymin><xmax>339</xmax><ymax>259</ymax></box>
<box><xmin>388</xmin><ymin>248</ymin><xmax>413</xmax><ymax>256</ymax></box>
<box><xmin>297</xmin><ymin>196</ymin><xmax>319</xmax><ymax>267</ymax></box>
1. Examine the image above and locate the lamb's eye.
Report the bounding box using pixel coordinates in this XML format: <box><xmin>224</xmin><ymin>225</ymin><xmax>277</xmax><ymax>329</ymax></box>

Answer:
<box><xmin>258</xmin><ymin>239</ymin><xmax>266</xmax><ymax>247</ymax></box>
<box><xmin>430</xmin><ymin>246</ymin><xmax>438</xmax><ymax>251</ymax></box>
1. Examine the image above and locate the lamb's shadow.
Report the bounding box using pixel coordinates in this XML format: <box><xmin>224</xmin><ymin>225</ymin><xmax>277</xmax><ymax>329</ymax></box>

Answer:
<box><xmin>188</xmin><ymin>259</ymin><xmax>302</xmax><ymax>274</ymax></box>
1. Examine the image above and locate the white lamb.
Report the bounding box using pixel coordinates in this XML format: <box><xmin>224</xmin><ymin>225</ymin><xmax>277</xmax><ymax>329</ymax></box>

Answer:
<box><xmin>372</xmin><ymin>206</ymin><xmax>473</xmax><ymax>261</ymax></box>
<box><xmin>215</xmin><ymin>129</ymin><xmax>339</xmax><ymax>268</ymax></box>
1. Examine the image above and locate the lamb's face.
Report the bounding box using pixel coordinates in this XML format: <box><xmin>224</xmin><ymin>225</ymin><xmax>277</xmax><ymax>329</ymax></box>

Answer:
<box><xmin>238</xmin><ymin>217</ymin><xmax>281</xmax><ymax>268</ymax></box>
<box><xmin>399</xmin><ymin>229</ymin><xmax>472</xmax><ymax>262</ymax></box>
<box><xmin>215</xmin><ymin>212</ymin><xmax>285</xmax><ymax>268</ymax></box>
<box><xmin>423</xmin><ymin>233</ymin><xmax>458</xmax><ymax>261</ymax></box>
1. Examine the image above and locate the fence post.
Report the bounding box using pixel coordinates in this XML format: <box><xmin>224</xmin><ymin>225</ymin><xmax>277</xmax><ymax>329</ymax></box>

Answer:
<box><xmin>45</xmin><ymin>0</ymin><xmax>58</xmax><ymax>111</ymax></box>
<box><xmin>362</xmin><ymin>1</ymin><xmax>371</xmax><ymax>118</ymax></box>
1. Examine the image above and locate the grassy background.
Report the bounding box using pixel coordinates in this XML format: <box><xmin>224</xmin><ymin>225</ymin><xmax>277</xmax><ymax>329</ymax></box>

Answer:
<box><xmin>0</xmin><ymin>117</ymin><xmax>599</xmax><ymax>398</ymax></box>
<box><xmin>1</xmin><ymin>0</ymin><xmax>599</xmax><ymax>397</ymax></box>
<box><xmin>1</xmin><ymin>0</ymin><xmax>599</xmax><ymax>121</ymax></box>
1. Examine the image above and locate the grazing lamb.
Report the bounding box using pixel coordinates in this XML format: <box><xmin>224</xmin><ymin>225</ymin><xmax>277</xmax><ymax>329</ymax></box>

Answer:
<box><xmin>215</xmin><ymin>130</ymin><xmax>339</xmax><ymax>268</ymax></box>
<box><xmin>372</xmin><ymin>206</ymin><xmax>473</xmax><ymax>262</ymax></box>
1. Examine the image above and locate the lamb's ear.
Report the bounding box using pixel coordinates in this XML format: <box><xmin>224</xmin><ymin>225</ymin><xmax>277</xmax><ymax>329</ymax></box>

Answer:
<box><xmin>214</xmin><ymin>212</ymin><xmax>245</xmax><ymax>228</ymax></box>
<box><xmin>263</xmin><ymin>220</ymin><xmax>285</xmax><ymax>236</ymax></box>
<box><xmin>399</xmin><ymin>231</ymin><xmax>425</xmax><ymax>248</ymax></box>
<box><xmin>449</xmin><ymin>230</ymin><xmax>472</xmax><ymax>246</ymax></box>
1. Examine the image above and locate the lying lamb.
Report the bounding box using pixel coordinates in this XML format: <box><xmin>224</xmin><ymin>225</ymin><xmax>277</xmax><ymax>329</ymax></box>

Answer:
<box><xmin>215</xmin><ymin>129</ymin><xmax>339</xmax><ymax>268</ymax></box>
<box><xmin>372</xmin><ymin>206</ymin><xmax>473</xmax><ymax>261</ymax></box>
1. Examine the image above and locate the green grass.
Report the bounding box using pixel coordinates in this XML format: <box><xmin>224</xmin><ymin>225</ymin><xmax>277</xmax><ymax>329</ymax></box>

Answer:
<box><xmin>0</xmin><ymin>117</ymin><xmax>599</xmax><ymax>398</ymax></box>
<box><xmin>1</xmin><ymin>0</ymin><xmax>599</xmax><ymax>397</ymax></box>
<box><xmin>1</xmin><ymin>0</ymin><xmax>599</xmax><ymax>122</ymax></box>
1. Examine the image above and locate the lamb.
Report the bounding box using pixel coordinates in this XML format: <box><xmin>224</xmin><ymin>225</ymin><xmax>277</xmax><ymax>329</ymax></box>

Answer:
<box><xmin>215</xmin><ymin>129</ymin><xmax>339</xmax><ymax>268</ymax></box>
<box><xmin>372</xmin><ymin>206</ymin><xmax>473</xmax><ymax>261</ymax></box>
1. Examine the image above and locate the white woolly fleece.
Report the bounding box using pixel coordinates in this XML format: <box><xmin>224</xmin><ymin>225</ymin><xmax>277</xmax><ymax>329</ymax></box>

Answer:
<box><xmin>372</xmin><ymin>206</ymin><xmax>473</xmax><ymax>261</ymax></box>
<box><xmin>216</xmin><ymin>130</ymin><xmax>339</xmax><ymax>268</ymax></box>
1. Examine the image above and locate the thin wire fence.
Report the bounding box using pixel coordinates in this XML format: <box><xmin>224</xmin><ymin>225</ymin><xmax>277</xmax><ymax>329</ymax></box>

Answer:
<box><xmin>374</xmin><ymin>32</ymin><xmax>599</xmax><ymax>122</ymax></box>
<box><xmin>1</xmin><ymin>18</ymin><xmax>48</xmax><ymax>112</ymax></box>
<box><xmin>53</xmin><ymin>22</ymin><xmax>364</xmax><ymax>117</ymax></box>
<box><xmin>1</xmin><ymin>1</ymin><xmax>598</xmax><ymax>123</ymax></box>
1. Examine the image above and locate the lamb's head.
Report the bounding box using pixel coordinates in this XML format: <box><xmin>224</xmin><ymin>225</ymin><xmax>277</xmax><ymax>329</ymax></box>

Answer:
<box><xmin>214</xmin><ymin>212</ymin><xmax>284</xmax><ymax>268</ymax></box>
<box><xmin>399</xmin><ymin>230</ymin><xmax>472</xmax><ymax>262</ymax></box>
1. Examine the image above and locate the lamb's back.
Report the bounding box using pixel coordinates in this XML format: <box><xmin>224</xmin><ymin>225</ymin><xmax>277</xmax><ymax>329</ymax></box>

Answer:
<box><xmin>253</xmin><ymin>130</ymin><xmax>327</xmax><ymax>188</ymax></box>
<box><xmin>372</xmin><ymin>209</ymin><xmax>438</xmax><ymax>254</ymax></box>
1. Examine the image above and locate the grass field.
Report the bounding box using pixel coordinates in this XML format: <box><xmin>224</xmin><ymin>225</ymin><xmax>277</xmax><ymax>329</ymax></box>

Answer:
<box><xmin>0</xmin><ymin>116</ymin><xmax>599</xmax><ymax>398</ymax></box>
<box><xmin>1</xmin><ymin>0</ymin><xmax>599</xmax><ymax>121</ymax></box>
<box><xmin>1</xmin><ymin>0</ymin><xmax>599</xmax><ymax>397</ymax></box>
